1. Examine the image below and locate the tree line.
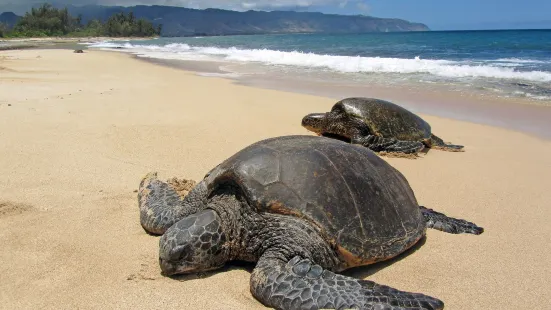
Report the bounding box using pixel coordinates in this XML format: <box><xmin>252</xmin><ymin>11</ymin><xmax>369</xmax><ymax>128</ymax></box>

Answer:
<box><xmin>0</xmin><ymin>4</ymin><xmax>161</xmax><ymax>38</ymax></box>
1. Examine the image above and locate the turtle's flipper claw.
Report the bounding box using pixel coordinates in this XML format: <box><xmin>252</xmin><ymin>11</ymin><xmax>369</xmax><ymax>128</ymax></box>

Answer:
<box><xmin>421</xmin><ymin>206</ymin><xmax>484</xmax><ymax>235</ymax></box>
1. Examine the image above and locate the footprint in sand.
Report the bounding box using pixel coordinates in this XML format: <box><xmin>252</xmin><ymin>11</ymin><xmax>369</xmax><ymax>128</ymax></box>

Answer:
<box><xmin>127</xmin><ymin>258</ymin><xmax>159</xmax><ymax>281</ymax></box>
<box><xmin>0</xmin><ymin>201</ymin><xmax>34</xmax><ymax>218</ymax></box>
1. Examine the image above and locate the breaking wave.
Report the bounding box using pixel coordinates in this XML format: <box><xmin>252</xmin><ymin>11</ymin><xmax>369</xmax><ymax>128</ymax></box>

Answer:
<box><xmin>87</xmin><ymin>41</ymin><xmax>551</xmax><ymax>83</ymax></box>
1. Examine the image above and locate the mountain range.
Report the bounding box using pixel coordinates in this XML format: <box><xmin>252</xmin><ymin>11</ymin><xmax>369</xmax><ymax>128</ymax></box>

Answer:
<box><xmin>0</xmin><ymin>4</ymin><xmax>430</xmax><ymax>37</ymax></box>
<box><xmin>0</xmin><ymin>12</ymin><xmax>20</xmax><ymax>28</ymax></box>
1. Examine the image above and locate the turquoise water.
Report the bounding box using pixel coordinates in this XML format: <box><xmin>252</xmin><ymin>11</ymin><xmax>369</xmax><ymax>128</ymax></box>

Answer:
<box><xmin>88</xmin><ymin>30</ymin><xmax>551</xmax><ymax>102</ymax></box>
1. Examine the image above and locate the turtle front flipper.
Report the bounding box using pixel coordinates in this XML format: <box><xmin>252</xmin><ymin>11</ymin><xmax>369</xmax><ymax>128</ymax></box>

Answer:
<box><xmin>353</xmin><ymin>135</ymin><xmax>425</xmax><ymax>154</ymax></box>
<box><xmin>429</xmin><ymin>134</ymin><xmax>464</xmax><ymax>152</ymax></box>
<box><xmin>251</xmin><ymin>255</ymin><xmax>444</xmax><ymax>310</ymax></box>
<box><xmin>138</xmin><ymin>172</ymin><xmax>207</xmax><ymax>235</ymax></box>
<box><xmin>421</xmin><ymin>206</ymin><xmax>484</xmax><ymax>235</ymax></box>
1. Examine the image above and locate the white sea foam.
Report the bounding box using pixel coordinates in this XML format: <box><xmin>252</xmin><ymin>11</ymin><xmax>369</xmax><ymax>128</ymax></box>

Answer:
<box><xmin>527</xmin><ymin>94</ymin><xmax>551</xmax><ymax>100</ymax></box>
<box><xmin>496</xmin><ymin>58</ymin><xmax>547</xmax><ymax>64</ymax></box>
<box><xmin>196</xmin><ymin>72</ymin><xmax>242</xmax><ymax>78</ymax></box>
<box><xmin>88</xmin><ymin>42</ymin><xmax>551</xmax><ymax>83</ymax></box>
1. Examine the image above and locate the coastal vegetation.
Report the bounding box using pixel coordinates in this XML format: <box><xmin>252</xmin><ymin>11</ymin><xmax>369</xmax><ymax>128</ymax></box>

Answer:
<box><xmin>0</xmin><ymin>22</ymin><xmax>7</xmax><ymax>37</ymax></box>
<box><xmin>0</xmin><ymin>4</ymin><xmax>160</xmax><ymax>38</ymax></box>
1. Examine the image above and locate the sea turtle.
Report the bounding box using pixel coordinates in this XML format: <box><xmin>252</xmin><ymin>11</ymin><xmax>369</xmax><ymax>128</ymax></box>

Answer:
<box><xmin>138</xmin><ymin>135</ymin><xmax>483</xmax><ymax>310</ymax></box>
<box><xmin>301</xmin><ymin>97</ymin><xmax>464</xmax><ymax>155</ymax></box>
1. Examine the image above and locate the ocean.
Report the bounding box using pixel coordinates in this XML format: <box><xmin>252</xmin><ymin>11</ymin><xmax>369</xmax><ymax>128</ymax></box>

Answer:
<box><xmin>87</xmin><ymin>30</ymin><xmax>551</xmax><ymax>103</ymax></box>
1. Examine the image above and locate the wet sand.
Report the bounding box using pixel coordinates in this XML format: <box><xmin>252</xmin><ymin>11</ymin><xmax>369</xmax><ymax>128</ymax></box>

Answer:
<box><xmin>137</xmin><ymin>56</ymin><xmax>551</xmax><ymax>140</ymax></box>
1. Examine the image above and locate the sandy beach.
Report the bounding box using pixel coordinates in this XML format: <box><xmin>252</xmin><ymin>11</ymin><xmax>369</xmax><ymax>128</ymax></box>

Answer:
<box><xmin>1</xmin><ymin>49</ymin><xmax>550</xmax><ymax>309</ymax></box>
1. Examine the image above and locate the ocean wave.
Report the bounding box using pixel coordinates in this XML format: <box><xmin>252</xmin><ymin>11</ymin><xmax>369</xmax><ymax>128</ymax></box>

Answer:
<box><xmin>196</xmin><ymin>72</ymin><xmax>242</xmax><ymax>78</ymax></box>
<box><xmin>88</xmin><ymin>42</ymin><xmax>551</xmax><ymax>83</ymax></box>
<box><xmin>495</xmin><ymin>58</ymin><xmax>548</xmax><ymax>64</ymax></box>
<box><xmin>87</xmin><ymin>42</ymin><xmax>192</xmax><ymax>51</ymax></box>
<box><xmin>511</xmin><ymin>91</ymin><xmax>551</xmax><ymax>101</ymax></box>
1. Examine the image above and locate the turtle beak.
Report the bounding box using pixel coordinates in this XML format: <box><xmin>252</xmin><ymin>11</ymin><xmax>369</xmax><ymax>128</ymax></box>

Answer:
<box><xmin>301</xmin><ymin>113</ymin><xmax>326</xmax><ymax>135</ymax></box>
<box><xmin>159</xmin><ymin>258</ymin><xmax>178</xmax><ymax>276</ymax></box>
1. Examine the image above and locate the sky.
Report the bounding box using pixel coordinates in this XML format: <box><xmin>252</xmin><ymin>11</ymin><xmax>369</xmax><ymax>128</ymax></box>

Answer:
<box><xmin>1</xmin><ymin>0</ymin><xmax>550</xmax><ymax>30</ymax></box>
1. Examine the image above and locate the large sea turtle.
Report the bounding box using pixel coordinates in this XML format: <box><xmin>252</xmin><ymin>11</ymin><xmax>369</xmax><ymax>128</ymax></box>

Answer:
<box><xmin>138</xmin><ymin>135</ymin><xmax>483</xmax><ymax>310</ymax></box>
<box><xmin>302</xmin><ymin>97</ymin><xmax>464</xmax><ymax>155</ymax></box>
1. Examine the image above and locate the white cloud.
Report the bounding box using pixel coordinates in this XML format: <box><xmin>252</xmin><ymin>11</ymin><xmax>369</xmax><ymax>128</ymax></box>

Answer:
<box><xmin>356</xmin><ymin>2</ymin><xmax>369</xmax><ymax>12</ymax></box>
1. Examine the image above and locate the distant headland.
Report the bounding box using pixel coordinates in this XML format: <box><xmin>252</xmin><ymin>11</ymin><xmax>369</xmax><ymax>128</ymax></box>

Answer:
<box><xmin>1</xmin><ymin>3</ymin><xmax>429</xmax><ymax>38</ymax></box>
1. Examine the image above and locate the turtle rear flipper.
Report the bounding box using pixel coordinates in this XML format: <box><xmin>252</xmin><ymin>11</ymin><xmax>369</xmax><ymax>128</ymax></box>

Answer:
<box><xmin>421</xmin><ymin>206</ymin><xmax>484</xmax><ymax>235</ymax></box>
<box><xmin>138</xmin><ymin>172</ymin><xmax>206</xmax><ymax>235</ymax></box>
<box><xmin>429</xmin><ymin>134</ymin><xmax>464</xmax><ymax>152</ymax></box>
<box><xmin>251</xmin><ymin>255</ymin><xmax>444</xmax><ymax>310</ymax></box>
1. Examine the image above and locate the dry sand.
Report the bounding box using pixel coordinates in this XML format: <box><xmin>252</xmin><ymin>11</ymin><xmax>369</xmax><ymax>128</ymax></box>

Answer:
<box><xmin>1</xmin><ymin>49</ymin><xmax>550</xmax><ymax>309</ymax></box>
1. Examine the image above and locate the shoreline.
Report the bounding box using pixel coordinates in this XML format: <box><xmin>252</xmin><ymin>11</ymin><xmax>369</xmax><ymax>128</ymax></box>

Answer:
<box><xmin>133</xmin><ymin>54</ymin><xmax>551</xmax><ymax>141</ymax></box>
<box><xmin>0</xmin><ymin>36</ymin><xmax>158</xmax><ymax>43</ymax></box>
<box><xmin>1</xmin><ymin>48</ymin><xmax>550</xmax><ymax>310</ymax></box>
<box><xmin>82</xmin><ymin>33</ymin><xmax>551</xmax><ymax>107</ymax></box>
<box><xmin>0</xmin><ymin>36</ymin><xmax>158</xmax><ymax>51</ymax></box>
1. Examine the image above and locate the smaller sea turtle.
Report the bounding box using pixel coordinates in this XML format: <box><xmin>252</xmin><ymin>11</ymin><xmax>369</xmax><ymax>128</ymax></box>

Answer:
<box><xmin>73</xmin><ymin>49</ymin><xmax>84</xmax><ymax>53</ymax></box>
<box><xmin>302</xmin><ymin>97</ymin><xmax>464</xmax><ymax>155</ymax></box>
<box><xmin>139</xmin><ymin>135</ymin><xmax>482</xmax><ymax>310</ymax></box>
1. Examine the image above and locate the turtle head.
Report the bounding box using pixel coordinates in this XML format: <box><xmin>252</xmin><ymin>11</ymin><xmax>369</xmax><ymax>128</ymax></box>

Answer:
<box><xmin>302</xmin><ymin>106</ymin><xmax>355</xmax><ymax>142</ymax></box>
<box><xmin>301</xmin><ymin>112</ymin><xmax>328</xmax><ymax>135</ymax></box>
<box><xmin>159</xmin><ymin>209</ymin><xmax>229</xmax><ymax>276</ymax></box>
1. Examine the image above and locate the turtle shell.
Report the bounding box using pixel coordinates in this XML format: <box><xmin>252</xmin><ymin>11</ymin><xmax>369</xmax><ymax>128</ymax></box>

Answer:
<box><xmin>334</xmin><ymin>98</ymin><xmax>432</xmax><ymax>142</ymax></box>
<box><xmin>202</xmin><ymin>135</ymin><xmax>425</xmax><ymax>266</ymax></box>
